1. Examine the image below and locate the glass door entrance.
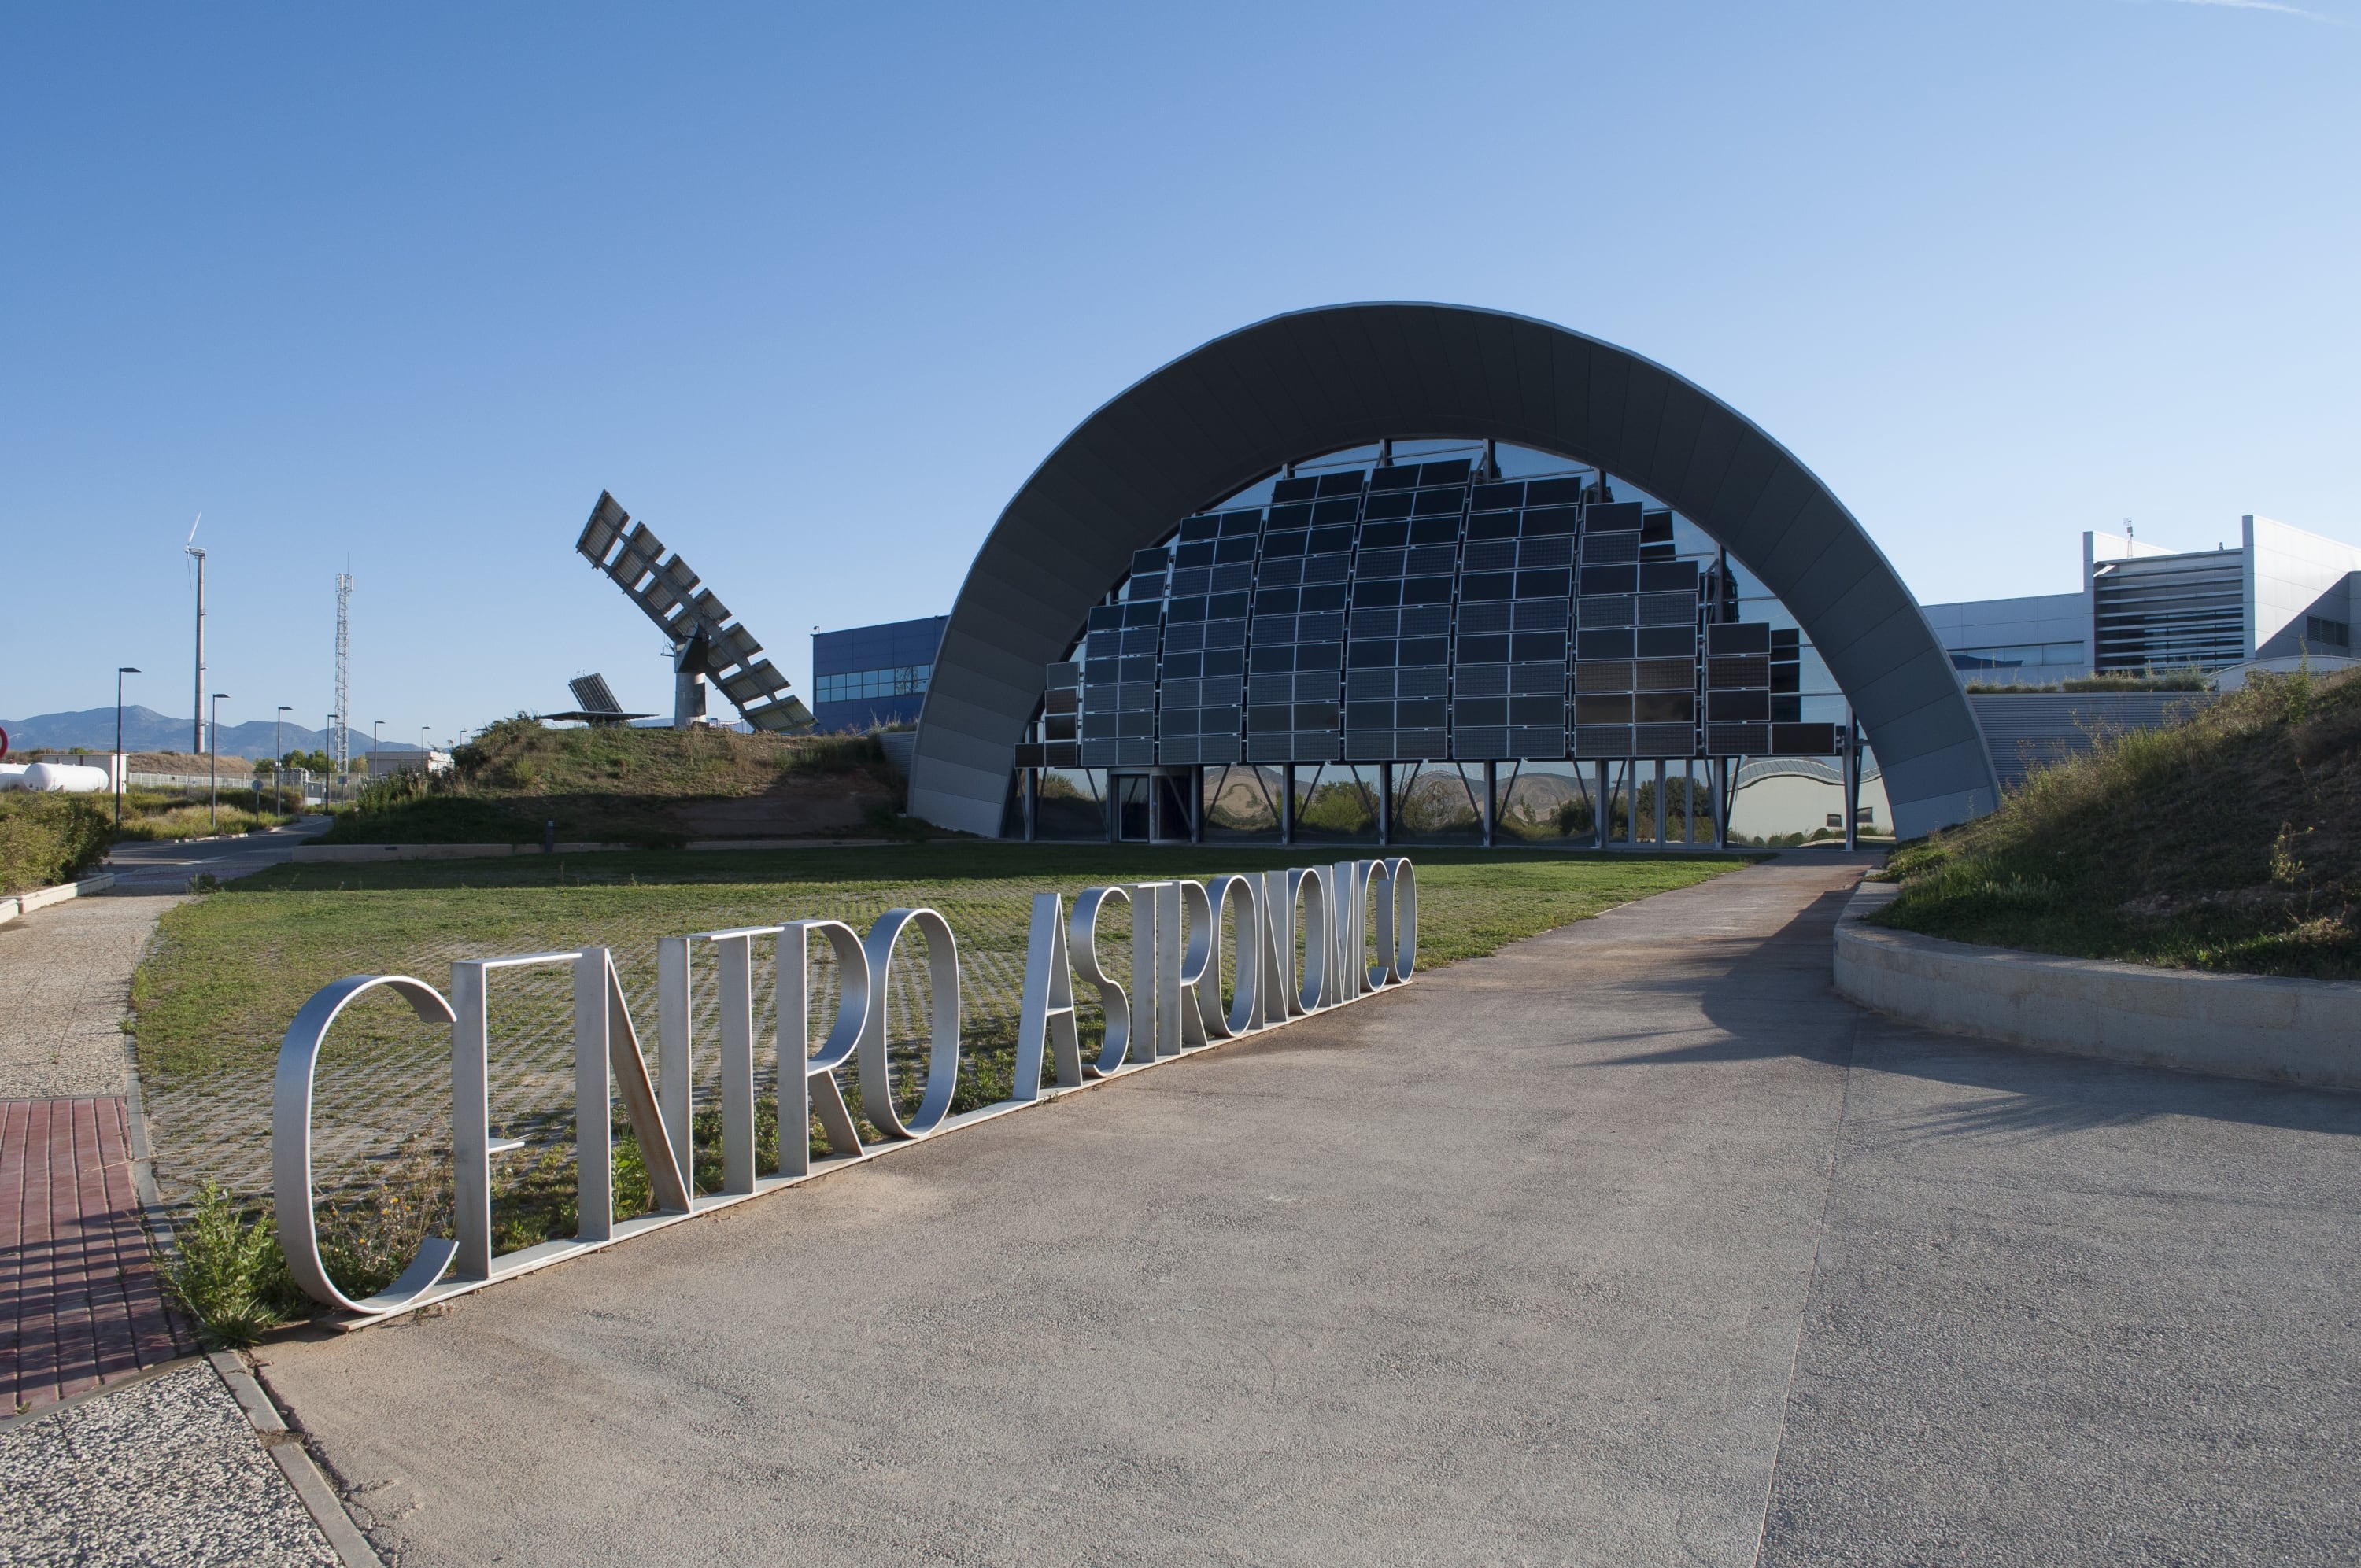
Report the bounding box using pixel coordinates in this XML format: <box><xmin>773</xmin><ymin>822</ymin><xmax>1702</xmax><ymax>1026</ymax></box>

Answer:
<box><xmin>1116</xmin><ymin>775</ymin><xmax>1154</xmax><ymax>841</ymax></box>
<box><xmin>1112</xmin><ymin>772</ymin><xmax>1195</xmax><ymax>842</ymax></box>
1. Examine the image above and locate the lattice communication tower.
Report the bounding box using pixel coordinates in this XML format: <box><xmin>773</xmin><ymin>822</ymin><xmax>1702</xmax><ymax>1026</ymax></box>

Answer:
<box><xmin>333</xmin><ymin>571</ymin><xmax>352</xmax><ymax>773</ymax></box>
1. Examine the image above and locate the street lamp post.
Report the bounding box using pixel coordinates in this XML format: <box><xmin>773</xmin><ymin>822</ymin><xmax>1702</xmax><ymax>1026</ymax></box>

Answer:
<box><xmin>115</xmin><ymin>666</ymin><xmax>140</xmax><ymax>828</ymax></box>
<box><xmin>209</xmin><ymin>692</ymin><xmax>228</xmax><ymax>829</ymax></box>
<box><xmin>275</xmin><ymin>705</ymin><xmax>291</xmax><ymax>815</ymax></box>
<box><xmin>372</xmin><ymin>719</ymin><xmax>382</xmax><ymax>759</ymax></box>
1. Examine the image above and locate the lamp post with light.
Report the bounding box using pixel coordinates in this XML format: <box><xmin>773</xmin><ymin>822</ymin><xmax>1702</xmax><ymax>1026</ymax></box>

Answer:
<box><xmin>275</xmin><ymin>706</ymin><xmax>292</xmax><ymax>815</ymax></box>
<box><xmin>209</xmin><ymin>692</ymin><xmax>228</xmax><ymax>829</ymax></box>
<box><xmin>114</xmin><ymin>666</ymin><xmax>140</xmax><ymax>828</ymax></box>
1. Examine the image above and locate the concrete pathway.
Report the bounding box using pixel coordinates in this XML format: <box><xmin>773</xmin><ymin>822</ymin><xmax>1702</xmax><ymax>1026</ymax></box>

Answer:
<box><xmin>245</xmin><ymin>858</ymin><xmax>2361</xmax><ymax>1565</ymax></box>
<box><xmin>0</xmin><ymin>893</ymin><xmax>177</xmax><ymax>1102</ymax></box>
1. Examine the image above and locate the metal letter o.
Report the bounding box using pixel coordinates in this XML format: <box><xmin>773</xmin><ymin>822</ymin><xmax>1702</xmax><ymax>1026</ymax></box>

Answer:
<box><xmin>856</xmin><ymin>908</ymin><xmax>962</xmax><ymax>1138</ymax></box>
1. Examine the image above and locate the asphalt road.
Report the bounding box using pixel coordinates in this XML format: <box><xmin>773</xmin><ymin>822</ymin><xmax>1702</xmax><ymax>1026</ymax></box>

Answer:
<box><xmin>249</xmin><ymin>858</ymin><xmax>2361</xmax><ymax>1566</ymax></box>
<box><xmin>100</xmin><ymin>817</ymin><xmax>327</xmax><ymax>894</ymax></box>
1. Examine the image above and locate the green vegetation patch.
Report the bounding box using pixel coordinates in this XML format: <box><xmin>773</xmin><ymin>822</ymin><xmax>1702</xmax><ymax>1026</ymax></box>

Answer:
<box><xmin>0</xmin><ymin>792</ymin><xmax>114</xmax><ymax>894</ymax></box>
<box><xmin>1876</xmin><ymin>666</ymin><xmax>2361</xmax><ymax>977</ymax></box>
<box><xmin>314</xmin><ymin>718</ymin><xmax>900</xmax><ymax>847</ymax></box>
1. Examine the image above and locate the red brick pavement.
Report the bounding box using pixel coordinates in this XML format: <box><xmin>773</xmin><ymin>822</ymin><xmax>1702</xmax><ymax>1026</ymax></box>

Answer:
<box><xmin>2</xmin><ymin>1097</ymin><xmax>190</xmax><ymax>1414</ymax></box>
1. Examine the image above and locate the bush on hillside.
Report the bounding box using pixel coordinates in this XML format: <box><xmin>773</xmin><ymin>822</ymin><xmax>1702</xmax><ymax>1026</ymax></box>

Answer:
<box><xmin>1877</xmin><ymin>666</ymin><xmax>2361</xmax><ymax>977</ymax></box>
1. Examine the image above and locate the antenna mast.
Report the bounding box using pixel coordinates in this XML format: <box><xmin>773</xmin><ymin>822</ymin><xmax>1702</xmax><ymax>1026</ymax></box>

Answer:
<box><xmin>185</xmin><ymin>516</ymin><xmax>206</xmax><ymax>756</ymax></box>
<box><xmin>334</xmin><ymin>572</ymin><xmax>352</xmax><ymax>775</ymax></box>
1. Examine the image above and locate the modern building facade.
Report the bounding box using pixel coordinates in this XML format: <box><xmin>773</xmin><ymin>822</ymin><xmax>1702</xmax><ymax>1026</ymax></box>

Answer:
<box><xmin>1925</xmin><ymin>517</ymin><xmax>2361</xmax><ymax>684</ymax></box>
<box><xmin>810</xmin><ymin>615</ymin><xmax>947</xmax><ymax>732</ymax></box>
<box><xmin>906</xmin><ymin>303</ymin><xmax>2003</xmax><ymax>847</ymax></box>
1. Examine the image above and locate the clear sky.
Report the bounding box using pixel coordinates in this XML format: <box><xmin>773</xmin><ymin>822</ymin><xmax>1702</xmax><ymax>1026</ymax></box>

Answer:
<box><xmin>4</xmin><ymin>2</ymin><xmax>2355</xmax><ymax>741</ymax></box>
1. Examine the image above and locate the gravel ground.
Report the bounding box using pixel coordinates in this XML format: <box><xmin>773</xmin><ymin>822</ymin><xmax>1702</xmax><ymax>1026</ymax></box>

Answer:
<box><xmin>0</xmin><ymin>895</ymin><xmax>175</xmax><ymax>1101</ymax></box>
<box><xmin>0</xmin><ymin>1361</ymin><xmax>335</xmax><ymax>1566</ymax></box>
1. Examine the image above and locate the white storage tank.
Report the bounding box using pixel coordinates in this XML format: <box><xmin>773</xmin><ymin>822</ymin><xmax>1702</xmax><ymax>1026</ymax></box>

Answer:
<box><xmin>22</xmin><ymin>762</ymin><xmax>112</xmax><ymax>793</ymax></box>
<box><xmin>0</xmin><ymin>763</ymin><xmax>27</xmax><ymax>791</ymax></box>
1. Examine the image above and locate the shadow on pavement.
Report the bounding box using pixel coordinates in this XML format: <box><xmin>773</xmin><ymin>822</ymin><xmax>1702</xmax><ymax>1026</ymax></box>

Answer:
<box><xmin>1596</xmin><ymin>881</ymin><xmax>2361</xmax><ymax>1142</ymax></box>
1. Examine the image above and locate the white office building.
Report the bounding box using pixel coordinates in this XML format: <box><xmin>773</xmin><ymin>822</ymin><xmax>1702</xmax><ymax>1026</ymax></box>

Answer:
<box><xmin>1924</xmin><ymin>516</ymin><xmax>2361</xmax><ymax>685</ymax></box>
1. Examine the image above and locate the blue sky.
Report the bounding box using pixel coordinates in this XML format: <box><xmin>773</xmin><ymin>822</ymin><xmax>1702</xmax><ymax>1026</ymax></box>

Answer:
<box><xmin>4</xmin><ymin>1</ymin><xmax>2355</xmax><ymax>742</ymax></box>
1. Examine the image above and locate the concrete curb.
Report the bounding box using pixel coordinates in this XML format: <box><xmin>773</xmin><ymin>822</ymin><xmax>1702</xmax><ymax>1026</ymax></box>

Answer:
<box><xmin>0</xmin><ymin>870</ymin><xmax>116</xmax><ymax>924</ymax></box>
<box><xmin>1833</xmin><ymin>881</ymin><xmax>2361</xmax><ymax>1090</ymax></box>
<box><xmin>209</xmin><ymin>1350</ymin><xmax>383</xmax><ymax>1568</ymax></box>
<box><xmin>290</xmin><ymin>838</ymin><xmax>894</xmax><ymax>862</ymax></box>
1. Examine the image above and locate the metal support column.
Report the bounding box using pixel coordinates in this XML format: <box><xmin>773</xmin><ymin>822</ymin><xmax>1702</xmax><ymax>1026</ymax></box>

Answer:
<box><xmin>1378</xmin><ymin>762</ymin><xmax>1392</xmax><ymax>847</ymax></box>
<box><xmin>1594</xmin><ymin>758</ymin><xmax>1609</xmax><ymax>850</ymax></box>
<box><xmin>1482</xmin><ymin>760</ymin><xmax>1496</xmax><ymax>848</ymax></box>
<box><xmin>1653</xmin><ymin>758</ymin><xmax>1667</xmax><ymax>848</ymax></box>
<box><xmin>1192</xmin><ymin>766</ymin><xmax>1204</xmax><ymax>843</ymax></box>
<box><xmin>1843</xmin><ymin>710</ymin><xmax>1860</xmax><ymax>852</ymax></box>
<box><xmin>1281</xmin><ymin>764</ymin><xmax>1295</xmax><ymax>845</ymax></box>
<box><xmin>1683</xmin><ymin>759</ymin><xmax>1696</xmax><ymax>846</ymax></box>
<box><xmin>1023</xmin><ymin>768</ymin><xmax>1037</xmax><ymax>842</ymax></box>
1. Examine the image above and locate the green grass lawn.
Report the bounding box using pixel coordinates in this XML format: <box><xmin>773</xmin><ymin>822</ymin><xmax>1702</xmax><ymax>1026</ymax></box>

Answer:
<box><xmin>131</xmin><ymin>842</ymin><xmax>1746</xmax><ymax>1236</ymax></box>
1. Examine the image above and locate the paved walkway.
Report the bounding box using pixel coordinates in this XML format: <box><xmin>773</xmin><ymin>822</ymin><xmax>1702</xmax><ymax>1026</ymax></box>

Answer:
<box><xmin>247</xmin><ymin>858</ymin><xmax>2361</xmax><ymax>1565</ymax></box>
<box><xmin>2</xmin><ymin>1098</ymin><xmax>187</xmax><ymax>1413</ymax></box>
<box><xmin>3</xmin><ymin>823</ymin><xmax>346</xmax><ymax>1566</ymax></box>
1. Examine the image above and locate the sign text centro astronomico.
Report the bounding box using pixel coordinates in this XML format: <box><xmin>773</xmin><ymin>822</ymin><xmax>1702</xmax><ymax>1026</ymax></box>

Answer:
<box><xmin>273</xmin><ymin>858</ymin><xmax>1418</xmax><ymax>1323</ymax></box>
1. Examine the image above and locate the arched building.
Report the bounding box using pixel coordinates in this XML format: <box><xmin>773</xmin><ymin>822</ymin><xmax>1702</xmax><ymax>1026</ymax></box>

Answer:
<box><xmin>906</xmin><ymin>302</ymin><xmax>1997</xmax><ymax>847</ymax></box>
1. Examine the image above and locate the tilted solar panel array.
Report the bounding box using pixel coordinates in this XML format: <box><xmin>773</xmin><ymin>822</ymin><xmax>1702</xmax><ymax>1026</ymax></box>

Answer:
<box><xmin>1017</xmin><ymin>459</ymin><xmax>1838</xmax><ymax>772</ymax></box>
<box><xmin>575</xmin><ymin>491</ymin><xmax>814</xmax><ymax>732</ymax></box>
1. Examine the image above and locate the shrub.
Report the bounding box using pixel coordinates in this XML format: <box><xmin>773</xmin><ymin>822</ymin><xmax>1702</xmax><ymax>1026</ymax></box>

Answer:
<box><xmin>0</xmin><ymin>793</ymin><xmax>113</xmax><ymax>895</ymax></box>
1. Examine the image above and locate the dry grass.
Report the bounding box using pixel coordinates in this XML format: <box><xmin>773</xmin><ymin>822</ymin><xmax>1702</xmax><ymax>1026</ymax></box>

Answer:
<box><xmin>1876</xmin><ymin>666</ymin><xmax>2361</xmax><ymax>976</ymax></box>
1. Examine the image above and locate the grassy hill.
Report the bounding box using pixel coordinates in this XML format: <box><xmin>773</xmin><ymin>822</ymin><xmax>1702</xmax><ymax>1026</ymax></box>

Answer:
<box><xmin>316</xmin><ymin>718</ymin><xmax>906</xmax><ymax>847</ymax></box>
<box><xmin>1875</xmin><ymin>666</ymin><xmax>2361</xmax><ymax>979</ymax></box>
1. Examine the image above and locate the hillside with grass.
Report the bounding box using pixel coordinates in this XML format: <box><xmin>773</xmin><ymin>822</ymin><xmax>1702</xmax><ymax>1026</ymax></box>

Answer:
<box><xmin>316</xmin><ymin>718</ymin><xmax>907</xmax><ymax>847</ymax></box>
<box><xmin>1876</xmin><ymin>666</ymin><xmax>2361</xmax><ymax>978</ymax></box>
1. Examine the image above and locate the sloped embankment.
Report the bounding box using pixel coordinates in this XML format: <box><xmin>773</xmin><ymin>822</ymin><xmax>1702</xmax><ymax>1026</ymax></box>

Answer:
<box><xmin>314</xmin><ymin>718</ymin><xmax>904</xmax><ymax>847</ymax></box>
<box><xmin>1876</xmin><ymin>667</ymin><xmax>2361</xmax><ymax>979</ymax></box>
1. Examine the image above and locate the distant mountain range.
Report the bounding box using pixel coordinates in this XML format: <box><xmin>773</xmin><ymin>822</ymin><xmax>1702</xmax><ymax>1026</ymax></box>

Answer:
<box><xmin>0</xmin><ymin>705</ymin><xmax>420</xmax><ymax>762</ymax></box>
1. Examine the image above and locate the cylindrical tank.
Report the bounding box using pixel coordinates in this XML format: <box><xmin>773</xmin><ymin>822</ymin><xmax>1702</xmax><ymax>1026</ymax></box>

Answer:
<box><xmin>0</xmin><ymin>763</ymin><xmax>27</xmax><ymax>791</ymax></box>
<box><xmin>23</xmin><ymin>762</ymin><xmax>112</xmax><ymax>793</ymax></box>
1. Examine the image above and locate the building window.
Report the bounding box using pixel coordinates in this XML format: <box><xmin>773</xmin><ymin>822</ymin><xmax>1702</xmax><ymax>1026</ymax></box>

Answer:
<box><xmin>2307</xmin><ymin>616</ymin><xmax>2351</xmax><ymax>649</ymax></box>
<box><xmin>1948</xmin><ymin>641</ymin><xmax>2084</xmax><ymax>671</ymax></box>
<box><xmin>815</xmin><ymin>662</ymin><xmax>933</xmax><ymax>704</ymax></box>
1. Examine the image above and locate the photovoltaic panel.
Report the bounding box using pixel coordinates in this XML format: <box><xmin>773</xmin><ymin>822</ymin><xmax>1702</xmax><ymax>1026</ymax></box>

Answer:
<box><xmin>574</xmin><ymin>491</ymin><xmax>815</xmax><ymax>733</ymax></box>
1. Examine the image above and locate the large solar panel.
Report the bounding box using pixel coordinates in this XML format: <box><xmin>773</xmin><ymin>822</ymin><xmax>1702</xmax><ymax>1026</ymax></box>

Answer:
<box><xmin>568</xmin><ymin>673</ymin><xmax>624</xmax><ymax>715</ymax></box>
<box><xmin>575</xmin><ymin>492</ymin><xmax>813</xmax><ymax>732</ymax></box>
<box><xmin>1013</xmin><ymin>452</ymin><xmax>1840</xmax><ymax>772</ymax></box>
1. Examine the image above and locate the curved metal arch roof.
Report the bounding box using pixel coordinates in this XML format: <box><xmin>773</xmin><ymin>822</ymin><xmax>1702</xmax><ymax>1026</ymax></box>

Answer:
<box><xmin>908</xmin><ymin>302</ymin><xmax>1997</xmax><ymax>839</ymax></box>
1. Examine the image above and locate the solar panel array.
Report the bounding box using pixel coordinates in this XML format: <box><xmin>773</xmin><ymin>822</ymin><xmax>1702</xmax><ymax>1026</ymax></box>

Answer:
<box><xmin>1018</xmin><ymin>459</ymin><xmax>1838</xmax><ymax>771</ymax></box>
<box><xmin>575</xmin><ymin>493</ymin><xmax>813</xmax><ymax>732</ymax></box>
